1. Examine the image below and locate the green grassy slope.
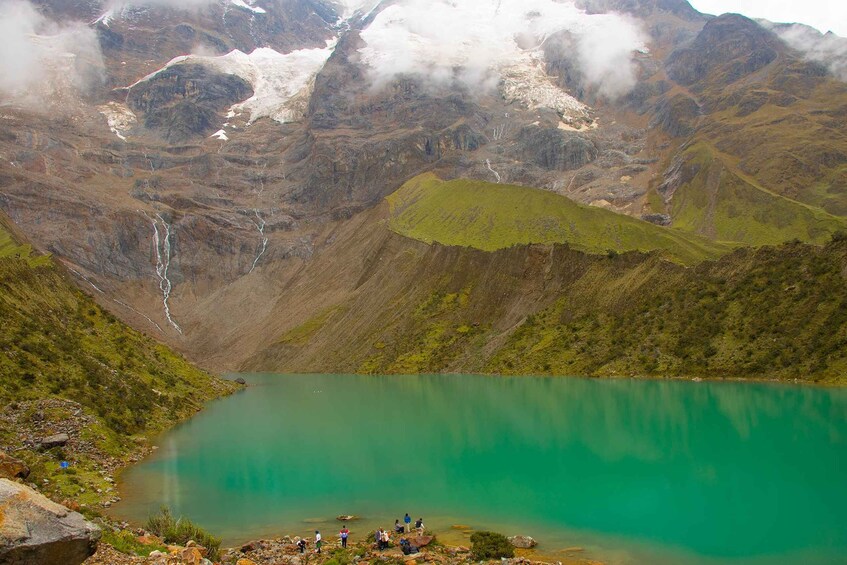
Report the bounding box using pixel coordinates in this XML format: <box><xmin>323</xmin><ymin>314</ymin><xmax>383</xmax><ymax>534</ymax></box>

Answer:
<box><xmin>0</xmin><ymin>217</ymin><xmax>238</xmax><ymax>504</ymax></box>
<box><xmin>667</xmin><ymin>143</ymin><xmax>847</xmax><ymax>245</ymax></box>
<box><xmin>387</xmin><ymin>173</ymin><xmax>731</xmax><ymax>265</ymax></box>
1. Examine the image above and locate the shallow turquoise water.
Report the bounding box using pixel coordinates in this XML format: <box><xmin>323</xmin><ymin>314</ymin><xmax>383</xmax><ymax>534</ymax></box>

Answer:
<box><xmin>115</xmin><ymin>374</ymin><xmax>847</xmax><ymax>564</ymax></box>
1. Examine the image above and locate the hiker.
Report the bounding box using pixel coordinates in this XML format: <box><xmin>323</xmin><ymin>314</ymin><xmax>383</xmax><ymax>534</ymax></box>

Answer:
<box><xmin>376</xmin><ymin>528</ymin><xmax>386</xmax><ymax>550</ymax></box>
<box><xmin>400</xmin><ymin>538</ymin><xmax>419</xmax><ymax>556</ymax></box>
<box><xmin>415</xmin><ymin>517</ymin><xmax>424</xmax><ymax>536</ymax></box>
<box><xmin>315</xmin><ymin>530</ymin><xmax>322</xmax><ymax>554</ymax></box>
<box><xmin>404</xmin><ymin>513</ymin><xmax>411</xmax><ymax>532</ymax></box>
<box><xmin>297</xmin><ymin>538</ymin><xmax>307</xmax><ymax>554</ymax></box>
<box><xmin>382</xmin><ymin>529</ymin><xmax>391</xmax><ymax>548</ymax></box>
<box><xmin>394</xmin><ymin>519</ymin><xmax>404</xmax><ymax>533</ymax></box>
<box><xmin>340</xmin><ymin>525</ymin><xmax>350</xmax><ymax>548</ymax></box>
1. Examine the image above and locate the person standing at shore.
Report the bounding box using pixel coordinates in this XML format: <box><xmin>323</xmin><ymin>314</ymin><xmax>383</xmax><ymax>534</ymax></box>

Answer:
<box><xmin>315</xmin><ymin>530</ymin><xmax>322</xmax><ymax>554</ymax></box>
<box><xmin>340</xmin><ymin>525</ymin><xmax>349</xmax><ymax>548</ymax></box>
<box><xmin>404</xmin><ymin>513</ymin><xmax>411</xmax><ymax>533</ymax></box>
<box><xmin>415</xmin><ymin>517</ymin><xmax>424</xmax><ymax>536</ymax></box>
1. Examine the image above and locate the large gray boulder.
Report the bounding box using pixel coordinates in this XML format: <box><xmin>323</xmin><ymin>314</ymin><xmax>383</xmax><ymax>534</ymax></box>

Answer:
<box><xmin>0</xmin><ymin>479</ymin><xmax>100</xmax><ymax>565</ymax></box>
<box><xmin>39</xmin><ymin>433</ymin><xmax>69</xmax><ymax>450</ymax></box>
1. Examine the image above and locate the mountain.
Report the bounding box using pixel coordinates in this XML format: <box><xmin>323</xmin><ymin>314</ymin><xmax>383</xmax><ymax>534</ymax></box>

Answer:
<box><xmin>0</xmin><ymin>211</ymin><xmax>238</xmax><ymax>506</ymax></box>
<box><xmin>0</xmin><ymin>0</ymin><xmax>846</xmax><ymax>380</ymax></box>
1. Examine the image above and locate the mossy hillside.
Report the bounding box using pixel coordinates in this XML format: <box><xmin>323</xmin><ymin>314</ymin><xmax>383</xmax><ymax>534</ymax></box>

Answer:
<box><xmin>667</xmin><ymin>143</ymin><xmax>847</xmax><ymax>246</ymax></box>
<box><xmin>697</xmin><ymin>80</ymin><xmax>847</xmax><ymax>217</ymax></box>
<box><xmin>272</xmin><ymin>234</ymin><xmax>847</xmax><ymax>383</ymax></box>
<box><xmin>0</xmin><ymin>220</ymin><xmax>239</xmax><ymax>503</ymax></box>
<box><xmin>488</xmin><ymin>238</ymin><xmax>847</xmax><ymax>382</ymax></box>
<box><xmin>386</xmin><ymin>173</ymin><xmax>731</xmax><ymax>265</ymax></box>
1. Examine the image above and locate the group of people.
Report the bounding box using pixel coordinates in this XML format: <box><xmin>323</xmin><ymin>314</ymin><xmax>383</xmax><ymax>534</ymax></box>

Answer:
<box><xmin>377</xmin><ymin>514</ymin><xmax>425</xmax><ymax>550</ymax></box>
<box><xmin>296</xmin><ymin>514</ymin><xmax>426</xmax><ymax>555</ymax></box>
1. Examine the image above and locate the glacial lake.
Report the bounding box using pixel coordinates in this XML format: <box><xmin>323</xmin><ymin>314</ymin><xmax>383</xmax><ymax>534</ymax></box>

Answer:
<box><xmin>114</xmin><ymin>374</ymin><xmax>847</xmax><ymax>564</ymax></box>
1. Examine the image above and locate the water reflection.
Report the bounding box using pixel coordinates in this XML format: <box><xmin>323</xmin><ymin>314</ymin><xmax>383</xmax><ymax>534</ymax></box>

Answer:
<box><xmin>115</xmin><ymin>375</ymin><xmax>847</xmax><ymax>564</ymax></box>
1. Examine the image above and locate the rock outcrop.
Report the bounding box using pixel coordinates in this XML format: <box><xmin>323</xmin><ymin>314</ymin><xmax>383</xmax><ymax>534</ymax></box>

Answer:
<box><xmin>0</xmin><ymin>452</ymin><xmax>29</xmax><ymax>480</ymax></box>
<box><xmin>39</xmin><ymin>433</ymin><xmax>70</xmax><ymax>450</ymax></box>
<box><xmin>0</xmin><ymin>479</ymin><xmax>101</xmax><ymax>565</ymax></box>
<box><xmin>508</xmin><ymin>535</ymin><xmax>538</xmax><ymax>549</ymax></box>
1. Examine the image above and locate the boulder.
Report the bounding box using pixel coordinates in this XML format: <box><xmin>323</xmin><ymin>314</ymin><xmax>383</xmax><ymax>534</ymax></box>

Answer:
<box><xmin>412</xmin><ymin>535</ymin><xmax>433</xmax><ymax>547</ymax></box>
<box><xmin>336</xmin><ymin>515</ymin><xmax>357</xmax><ymax>521</ymax></box>
<box><xmin>0</xmin><ymin>478</ymin><xmax>100</xmax><ymax>565</ymax></box>
<box><xmin>237</xmin><ymin>559</ymin><xmax>258</xmax><ymax>565</ymax></box>
<box><xmin>241</xmin><ymin>540</ymin><xmax>260</xmax><ymax>552</ymax></box>
<box><xmin>39</xmin><ymin>433</ymin><xmax>69</xmax><ymax>450</ymax></box>
<box><xmin>508</xmin><ymin>535</ymin><xmax>538</xmax><ymax>549</ymax></box>
<box><xmin>0</xmin><ymin>451</ymin><xmax>30</xmax><ymax>479</ymax></box>
<box><xmin>235</xmin><ymin>377</ymin><xmax>247</xmax><ymax>385</ymax></box>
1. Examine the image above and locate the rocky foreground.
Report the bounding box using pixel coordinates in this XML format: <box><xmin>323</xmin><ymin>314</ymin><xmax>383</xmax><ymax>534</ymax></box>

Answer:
<box><xmin>82</xmin><ymin>532</ymin><xmax>602</xmax><ymax>565</ymax></box>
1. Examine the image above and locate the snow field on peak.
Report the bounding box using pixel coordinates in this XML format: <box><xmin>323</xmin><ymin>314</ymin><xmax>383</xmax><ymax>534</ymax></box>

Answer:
<box><xmin>133</xmin><ymin>41</ymin><xmax>338</xmax><ymax>128</ymax></box>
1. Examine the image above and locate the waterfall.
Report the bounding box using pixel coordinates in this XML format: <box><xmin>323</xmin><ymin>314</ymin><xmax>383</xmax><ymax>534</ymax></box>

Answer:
<box><xmin>145</xmin><ymin>212</ymin><xmax>182</xmax><ymax>334</ymax></box>
<box><xmin>248</xmin><ymin>209</ymin><xmax>269</xmax><ymax>274</ymax></box>
<box><xmin>485</xmin><ymin>159</ymin><xmax>501</xmax><ymax>183</ymax></box>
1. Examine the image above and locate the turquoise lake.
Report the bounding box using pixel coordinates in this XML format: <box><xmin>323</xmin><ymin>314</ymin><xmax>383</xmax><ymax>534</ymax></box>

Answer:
<box><xmin>114</xmin><ymin>374</ymin><xmax>847</xmax><ymax>564</ymax></box>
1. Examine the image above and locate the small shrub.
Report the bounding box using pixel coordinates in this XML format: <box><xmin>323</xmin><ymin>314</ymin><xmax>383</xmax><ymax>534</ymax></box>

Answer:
<box><xmin>144</xmin><ymin>506</ymin><xmax>221</xmax><ymax>560</ymax></box>
<box><xmin>102</xmin><ymin>529</ymin><xmax>167</xmax><ymax>556</ymax></box>
<box><xmin>470</xmin><ymin>531</ymin><xmax>514</xmax><ymax>560</ymax></box>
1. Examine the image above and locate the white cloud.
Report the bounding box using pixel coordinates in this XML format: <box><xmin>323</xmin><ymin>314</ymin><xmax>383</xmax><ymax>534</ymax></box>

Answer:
<box><xmin>688</xmin><ymin>0</ymin><xmax>847</xmax><ymax>36</ymax></box>
<box><xmin>766</xmin><ymin>22</ymin><xmax>847</xmax><ymax>81</ymax></box>
<box><xmin>356</xmin><ymin>0</ymin><xmax>647</xmax><ymax>99</ymax></box>
<box><xmin>0</xmin><ymin>0</ymin><xmax>104</xmax><ymax>108</ymax></box>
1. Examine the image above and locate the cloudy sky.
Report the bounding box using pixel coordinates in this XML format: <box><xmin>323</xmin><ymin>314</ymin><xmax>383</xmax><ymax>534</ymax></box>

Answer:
<box><xmin>689</xmin><ymin>0</ymin><xmax>847</xmax><ymax>36</ymax></box>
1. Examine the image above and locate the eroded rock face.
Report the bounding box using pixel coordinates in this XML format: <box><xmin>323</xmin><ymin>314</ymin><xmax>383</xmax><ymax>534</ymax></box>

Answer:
<box><xmin>0</xmin><ymin>479</ymin><xmax>100</xmax><ymax>565</ymax></box>
<box><xmin>127</xmin><ymin>64</ymin><xmax>254</xmax><ymax>142</ymax></box>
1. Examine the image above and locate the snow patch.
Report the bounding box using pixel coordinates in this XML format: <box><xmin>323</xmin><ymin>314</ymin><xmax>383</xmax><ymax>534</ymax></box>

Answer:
<box><xmin>211</xmin><ymin>129</ymin><xmax>229</xmax><ymax>141</ymax></box>
<box><xmin>93</xmin><ymin>9</ymin><xmax>115</xmax><ymax>27</ymax></box>
<box><xmin>230</xmin><ymin>0</ymin><xmax>266</xmax><ymax>14</ymax></box>
<box><xmin>98</xmin><ymin>102</ymin><xmax>137</xmax><ymax>141</ymax></box>
<box><xmin>500</xmin><ymin>52</ymin><xmax>590</xmax><ymax>123</ymax></box>
<box><xmin>132</xmin><ymin>42</ymin><xmax>337</xmax><ymax>125</ymax></box>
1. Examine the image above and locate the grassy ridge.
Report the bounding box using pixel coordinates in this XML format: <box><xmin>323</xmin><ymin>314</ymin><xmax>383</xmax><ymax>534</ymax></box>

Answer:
<box><xmin>387</xmin><ymin>173</ymin><xmax>731</xmax><ymax>265</ymax></box>
<box><xmin>0</xmin><ymin>218</ymin><xmax>238</xmax><ymax>504</ymax></box>
<box><xmin>270</xmin><ymin>233</ymin><xmax>847</xmax><ymax>383</ymax></box>
<box><xmin>487</xmin><ymin>239</ymin><xmax>847</xmax><ymax>382</ymax></box>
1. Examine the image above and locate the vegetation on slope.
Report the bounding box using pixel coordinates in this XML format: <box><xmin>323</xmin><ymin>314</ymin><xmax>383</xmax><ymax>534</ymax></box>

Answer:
<box><xmin>0</xmin><ymin>216</ymin><xmax>238</xmax><ymax>504</ymax></box>
<box><xmin>660</xmin><ymin>143</ymin><xmax>847</xmax><ymax>246</ymax></box>
<box><xmin>265</xmin><ymin>227</ymin><xmax>847</xmax><ymax>384</ymax></box>
<box><xmin>656</xmin><ymin>14</ymin><xmax>847</xmax><ymax>245</ymax></box>
<box><xmin>488</xmin><ymin>237</ymin><xmax>847</xmax><ymax>382</ymax></box>
<box><xmin>387</xmin><ymin>173</ymin><xmax>731</xmax><ymax>265</ymax></box>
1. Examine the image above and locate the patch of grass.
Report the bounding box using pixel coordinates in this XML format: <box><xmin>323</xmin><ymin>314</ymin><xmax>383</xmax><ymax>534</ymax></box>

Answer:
<box><xmin>102</xmin><ymin>529</ymin><xmax>167</xmax><ymax>557</ymax></box>
<box><xmin>145</xmin><ymin>506</ymin><xmax>221</xmax><ymax>560</ymax></box>
<box><xmin>277</xmin><ymin>306</ymin><xmax>347</xmax><ymax>346</ymax></box>
<box><xmin>386</xmin><ymin>173</ymin><xmax>730</xmax><ymax>265</ymax></box>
